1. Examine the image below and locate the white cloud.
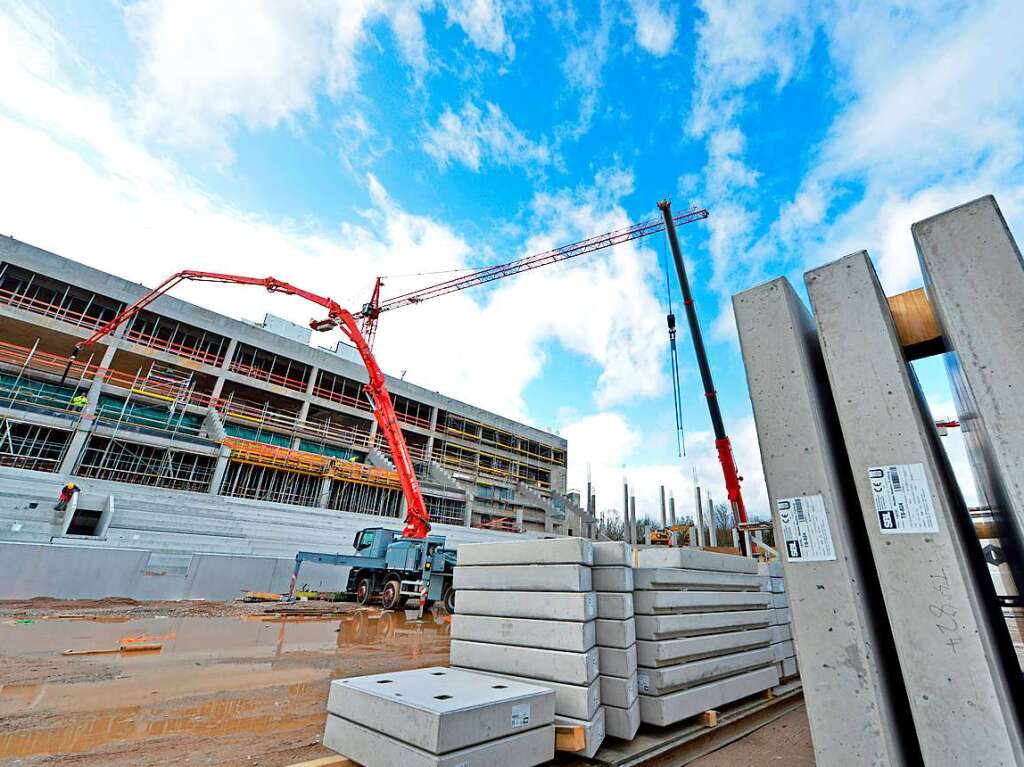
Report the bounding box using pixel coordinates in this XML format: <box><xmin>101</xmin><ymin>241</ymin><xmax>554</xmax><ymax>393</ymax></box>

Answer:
<box><xmin>422</xmin><ymin>101</ymin><xmax>555</xmax><ymax>172</ymax></box>
<box><xmin>0</xmin><ymin>4</ymin><xmax>668</xmax><ymax>426</ymax></box>
<box><xmin>445</xmin><ymin>0</ymin><xmax>515</xmax><ymax>58</ymax></box>
<box><xmin>626</xmin><ymin>0</ymin><xmax>678</xmax><ymax>57</ymax></box>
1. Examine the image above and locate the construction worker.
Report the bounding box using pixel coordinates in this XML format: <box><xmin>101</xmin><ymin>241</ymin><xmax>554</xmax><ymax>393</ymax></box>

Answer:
<box><xmin>54</xmin><ymin>482</ymin><xmax>79</xmax><ymax>512</ymax></box>
<box><xmin>70</xmin><ymin>393</ymin><xmax>88</xmax><ymax>409</ymax></box>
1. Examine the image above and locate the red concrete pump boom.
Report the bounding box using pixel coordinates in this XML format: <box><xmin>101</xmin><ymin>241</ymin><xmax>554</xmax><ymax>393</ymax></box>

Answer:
<box><xmin>60</xmin><ymin>270</ymin><xmax>433</xmax><ymax>539</ymax></box>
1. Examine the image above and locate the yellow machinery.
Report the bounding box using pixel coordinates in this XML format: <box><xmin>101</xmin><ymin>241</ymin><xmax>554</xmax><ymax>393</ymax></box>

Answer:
<box><xmin>650</xmin><ymin>524</ymin><xmax>692</xmax><ymax>546</ymax></box>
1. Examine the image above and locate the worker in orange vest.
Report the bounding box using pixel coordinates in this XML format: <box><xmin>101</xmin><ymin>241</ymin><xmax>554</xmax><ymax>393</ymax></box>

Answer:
<box><xmin>55</xmin><ymin>482</ymin><xmax>79</xmax><ymax>512</ymax></box>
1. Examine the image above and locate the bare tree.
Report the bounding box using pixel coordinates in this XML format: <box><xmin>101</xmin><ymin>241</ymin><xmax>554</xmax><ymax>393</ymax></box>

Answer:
<box><xmin>597</xmin><ymin>513</ymin><xmax>624</xmax><ymax>541</ymax></box>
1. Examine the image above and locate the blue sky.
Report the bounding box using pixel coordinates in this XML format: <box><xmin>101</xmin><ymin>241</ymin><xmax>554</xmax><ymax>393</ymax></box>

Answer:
<box><xmin>1</xmin><ymin>0</ymin><xmax>1023</xmax><ymax>521</ymax></box>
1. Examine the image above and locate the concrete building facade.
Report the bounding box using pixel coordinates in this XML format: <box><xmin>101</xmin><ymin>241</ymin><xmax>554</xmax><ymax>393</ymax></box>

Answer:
<box><xmin>0</xmin><ymin>235</ymin><xmax>590</xmax><ymax>541</ymax></box>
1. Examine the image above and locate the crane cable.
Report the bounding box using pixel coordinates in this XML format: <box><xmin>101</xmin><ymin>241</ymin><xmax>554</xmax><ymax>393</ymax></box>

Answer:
<box><xmin>662</xmin><ymin>231</ymin><xmax>686</xmax><ymax>457</ymax></box>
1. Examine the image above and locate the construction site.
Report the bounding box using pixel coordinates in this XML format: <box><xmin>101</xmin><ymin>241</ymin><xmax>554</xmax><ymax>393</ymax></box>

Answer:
<box><xmin>1</xmin><ymin>189</ymin><xmax>1023</xmax><ymax>767</ymax></box>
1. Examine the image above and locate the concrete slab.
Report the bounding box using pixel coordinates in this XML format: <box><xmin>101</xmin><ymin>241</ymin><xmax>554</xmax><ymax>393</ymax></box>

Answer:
<box><xmin>455</xmin><ymin>590</ymin><xmax>597</xmax><ymax>621</ymax></box>
<box><xmin>326</xmin><ymin>667</ymin><xmax>554</xmax><ymax>753</ymax></box>
<box><xmin>637</xmin><ymin>647</ymin><xmax>775</xmax><ymax>696</ymax></box>
<box><xmin>761</xmin><ymin>577</ymin><xmax>785</xmax><ymax>593</ymax></box>
<box><xmin>597</xmin><ymin>644</ymin><xmax>638</xmax><ymax>679</ymax></box>
<box><xmin>637</xmin><ymin>627</ymin><xmax>772</xmax><ymax>668</ymax></box>
<box><xmin>555</xmin><ymin>708</ymin><xmax>606</xmax><ymax>759</ymax></box>
<box><xmin>595</xmin><ymin>618</ymin><xmax>636</xmax><ymax>649</ymax></box>
<box><xmin>638</xmin><ymin>666</ymin><xmax>779</xmax><ymax>727</ymax></box>
<box><xmin>593</xmin><ymin>541</ymin><xmax>632</xmax><ymax>566</ymax></box>
<box><xmin>634</xmin><ymin>610</ymin><xmax>771</xmax><ymax>641</ymax></box>
<box><xmin>807</xmin><ymin>250</ymin><xmax>1024</xmax><ymax>764</ymax></box>
<box><xmin>757</xmin><ymin>562</ymin><xmax>783</xmax><ymax>578</ymax></box>
<box><xmin>451</xmin><ymin>615</ymin><xmax>596</xmax><ymax>652</ymax></box>
<box><xmin>770</xmin><ymin>608</ymin><xmax>789</xmax><ymax>625</ymax></box>
<box><xmin>450</xmin><ymin>640</ymin><xmax>600</xmax><ymax>685</ymax></box>
<box><xmin>600</xmin><ymin>673</ymin><xmax>638</xmax><ymax>708</ymax></box>
<box><xmin>769</xmin><ymin>592</ymin><xmax>787</xmax><ymax>608</ymax></box>
<box><xmin>323</xmin><ymin>714</ymin><xmax>554</xmax><ymax>767</ymax></box>
<box><xmin>781</xmin><ymin>656</ymin><xmax>798</xmax><ymax>678</ymax></box>
<box><xmin>771</xmin><ymin>641</ymin><xmax>794</xmax><ymax>662</ymax></box>
<box><xmin>913</xmin><ymin>196</ymin><xmax>1024</xmax><ymax>592</ymax></box>
<box><xmin>633</xmin><ymin>567</ymin><xmax>762</xmax><ymax>592</ymax></box>
<box><xmin>604</xmin><ymin>700</ymin><xmax>641</xmax><ymax>741</ymax></box>
<box><xmin>452</xmin><ymin>668</ymin><xmax>601</xmax><ymax>720</ymax></box>
<box><xmin>596</xmin><ymin>592</ymin><xmax>634</xmax><ymax>620</ymax></box>
<box><xmin>635</xmin><ymin>547</ymin><xmax>757</xmax><ymax>573</ymax></box>
<box><xmin>453</xmin><ymin>564</ymin><xmax>592</xmax><ymax>592</ymax></box>
<box><xmin>457</xmin><ymin>537</ymin><xmax>594</xmax><ymax>566</ymax></box>
<box><xmin>770</xmin><ymin>624</ymin><xmax>791</xmax><ymax>644</ymax></box>
<box><xmin>633</xmin><ymin>590</ymin><xmax>770</xmax><ymax>615</ymax></box>
<box><xmin>592</xmin><ymin>566</ymin><xmax>634</xmax><ymax>593</ymax></box>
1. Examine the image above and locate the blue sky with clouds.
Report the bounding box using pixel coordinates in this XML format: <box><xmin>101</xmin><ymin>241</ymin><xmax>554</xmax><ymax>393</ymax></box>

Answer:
<box><xmin>2</xmin><ymin>0</ymin><xmax>1022</xmax><ymax>521</ymax></box>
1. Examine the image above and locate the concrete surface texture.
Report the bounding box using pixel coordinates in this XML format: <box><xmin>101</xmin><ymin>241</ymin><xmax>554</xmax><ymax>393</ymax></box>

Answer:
<box><xmin>596</xmin><ymin>591</ymin><xmax>634</xmax><ymax>620</ymax></box>
<box><xmin>634</xmin><ymin>567</ymin><xmax>762</xmax><ymax>592</ymax></box>
<box><xmin>449</xmin><ymin>640</ymin><xmax>599</xmax><ymax>686</ymax></box>
<box><xmin>555</xmin><ymin>707</ymin><xmax>606</xmax><ymax>759</ymax></box>
<box><xmin>597</xmin><ymin>645</ymin><xmax>638</xmax><ymax>678</ymax></box>
<box><xmin>325</xmin><ymin>667</ymin><xmax>554</xmax><ymax>753</ymax></box>
<box><xmin>592</xmin><ymin>540</ymin><xmax>632</xmax><ymax>566</ymax></box>
<box><xmin>592</xmin><ymin>566</ymin><xmax>634</xmax><ymax>592</ymax></box>
<box><xmin>638</xmin><ymin>666</ymin><xmax>780</xmax><ymax>727</ymax></box>
<box><xmin>323</xmin><ymin>715</ymin><xmax>555</xmax><ymax>767</ymax></box>
<box><xmin>637</xmin><ymin>627</ymin><xmax>772</xmax><ymax>668</ymax></box>
<box><xmin>603</xmin><ymin>698</ymin><xmax>641</xmax><ymax>741</ymax></box>
<box><xmin>635</xmin><ymin>548</ymin><xmax>758</xmax><ymax>573</ymax></box>
<box><xmin>454</xmin><ymin>590</ymin><xmax>597</xmax><ymax>621</ymax></box>
<box><xmin>451</xmin><ymin>669</ymin><xmax>601</xmax><ymax>721</ymax></box>
<box><xmin>633</xmin><ymin>590</ymin><xmax>770</xmax><ymax>615</ymax></box>
<box><xmin>595</xmin><ymin>618</ymin><xmax>636</xmax><ymax>648</ymax></box>
<box><xmin>913</xmin><ymin>195</ymin><xmax>1024</xmax><ymax>593</ymax></box>
<box><xmin>451</xmin><ymin>614</ymin><xmax>596</xmax><ymax>652</ymax></box>
<box><xmin>637</xmin><ymin>647</ymin><xmax>776</xmax><ymax>696</ymax></box>
<box><xmin>452</xmin><ymin>564</ymin><xmax>592</xmax><ymax>592</ymax></box>
<box><xmin>806</xmin><ymin>250</ymin><xmax>1024</xmax><ymax>764</ymax></box>
<box><xmin>634</xmin><ymin>610</ymin><xmax>772</xmax><ymax>640</ymax></box>
<box><xmin>456</xmin><ymin>537</ymin><xmax>594</xmax><ymax>566</ymax></box>
<box><xmin>599</xmin><ymin>673</ymin><xmax>639</xmax><ymax>708</ymax></box>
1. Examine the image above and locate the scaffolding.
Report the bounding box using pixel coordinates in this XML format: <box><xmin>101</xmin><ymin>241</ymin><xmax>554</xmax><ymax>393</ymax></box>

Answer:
<box><xmin>219</xmin><ymin>460</ymin><xmax>322</xmax><ymax>506</ymax></box>
<box><xmin>0</xmin><ymin>418</ymin><xmax>72</xmax><ymax>472</ymax></box>
<box><xmin>327</xmin><ymin>479</ymin><xmax>402</xmax><ymax>518</ymax></box>
<box><xmin>75</xmin><ymin>436</ymin><xmax>216</xmax><ymax>492</ymax></box>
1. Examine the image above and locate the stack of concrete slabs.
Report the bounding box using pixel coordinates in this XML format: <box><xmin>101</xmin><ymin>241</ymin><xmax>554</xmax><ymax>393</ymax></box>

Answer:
<box><xmin>806</xmin><ymin>251</ymin><xmax>1024</xmax><ymax>764</ymax></box>
<box><xmin>593</xmin><ymin>541</ymin><xmax>640</xmax><ymax>741</ymax></box>
<box><xmin>323</xmin><ymin>666</ymin><xmax>555</xmax><ymax>767</ymax></box>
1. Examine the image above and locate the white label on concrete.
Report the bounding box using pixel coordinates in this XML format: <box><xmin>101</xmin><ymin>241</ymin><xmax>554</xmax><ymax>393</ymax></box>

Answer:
<box><xmin>511</xmin><ymin>704</ymin><xmax>531</xmax><ymax>728</ymax></box>
<box><xmin>638</xmin><ymin>674</ymin><xmax>650</xmax><ymax>693</ymax></box>
<box><xmin>868</xmin><ymin>464</ymin><xmax>939</xmax><ymax>534</ymax></box>
<box><xmin>586</xmin><ymin>593</ymin><xmax>597</xmax><ymax>614</ymax></box>
<box><xmin>777</xmin><ymin>495</ymin><xmax>835</xmax><ymax>562</ymax></box>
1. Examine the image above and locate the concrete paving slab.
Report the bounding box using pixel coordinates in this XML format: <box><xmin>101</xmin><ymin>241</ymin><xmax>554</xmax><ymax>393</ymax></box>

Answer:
<box><xmin>635</xmin><ymin>547</ymin><xmax>757</xmax><ymax>573</ymax></box>
<box><xmin>555</xmin><ymin>708</ymin><xmax>606</xmax><ymax>759</ymax></box>
<box><xmin>324</xmin><ymin>714</ymin><xmax>554</xmax><ymax>767</ymax></box>
<box><xmin>451</xmin><ymin>615</ymin><xmax>596</xmax><ymax>652</ymax></box>
<box><xmin>634</xmin><ymin>610</ymin><xmax>771</xmax><ymax>641</ymax></box>
<box><xmin>633</xmin><ymin>590</ymin><xmax>770</xmax><ymax>615</ymax></box>
<box><xmin>457</xmin><ymin>537</ymin><xmax>594</xmax><ymax>566</ymax></box>
<box><xmin>593</xmin><ymin>541</ymin><xmax>632</xmax><ymax>566</ymax></box>
<box><xmin>597</xmin><ymin>644</ymin><xmax>638</xmax><ymax>679</ymax></box>
<box><xmin>596</xmin><ymin>592</ymin><xmax>634</xmax><ymax>620</ymax></box>
<box><xmin>592</xmin><ymin>566</ymin><xmax>634</xmax><ymax>593</ymax></box>
<box><xmin>596</xmin><ymin>618</ymin><xmax>636</xmax><ymax>648</ymax></box>
<box><xmin>637</xmin><ymin>647</ymin><xmax>775</xmax><ymax>696</ymax></box>
<box><xmin>452</xmin><ymin>668</ymin><xmax>601</xmax><ymax>720</ymax></box>
<box><xmin>771</xmin><ymin>640</ymin><xmax>795</xmax><ymax>662</ymax></box>
<box><xmin>600</xmin><ymin>673</ymin><xmax>639</xmax><ymax>708</ymax></box>
<box><xmin>913</xmin><ymin>196</ymin><xmax>1024</xmax><ymax>592</ymax></box>
<box><xmin>450</xmin><ymin>640</ymin><xmax>600</xmax><ymax>685</ymax></box>
<box><xmin>637</xmin><ymin>627</ymin><xmax>772</xmax><ymax>667</ymax></box>
<box><xmin>807</xmin><ymin>250</ymin><xmax>1024</xmax><ymax>764</ymax></box>
<box><xmin>453</xmin><ymin>564</ymin><xmax>592</xmax><ymax>592</ymax></box>
<box><xmin>770</xmin><ymin>624</ymin><xmax>791</xmax><ymax>644</ymax></box>
<box><xmin>633</xmin><ymin>567</ymin><xmax>762</xmax><ymax>592</ymax></box>
<box><xmin>604</xmin><ymin>699</ymin><xmax>641</xmax><ymax>741</ymax></box>
<box><xmin>326</xmin><ymin>667</ymin><xmax>554</xmax><ymax>753</ymax></box>
<box><xmin>455</xmin><ymin>590</ymin><xmax>597</xmax><ymax>621</ymax></box>
<box><xmin>638</xmin><ymin>666</ymin><xmax>779</xmax><ymax>727</ymax></box>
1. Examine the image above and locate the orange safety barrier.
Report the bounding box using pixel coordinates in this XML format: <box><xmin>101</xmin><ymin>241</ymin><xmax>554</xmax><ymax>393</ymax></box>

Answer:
<box><xmin>222</xmin><ymin>436</ymin><xmax>402</xmax><ymax>489</ymax></box>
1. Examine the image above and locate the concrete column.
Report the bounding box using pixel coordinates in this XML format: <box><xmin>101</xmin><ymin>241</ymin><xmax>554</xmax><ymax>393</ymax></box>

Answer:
<box><xmin>693</xmin><ymin>485</ymin><xmax>705</xmax><ymax>547</ymax></box>
<box><xmin>425</xmin><ymin>406</ymin><xmax>439</xmax><ymax>458</ymax></box>
<box><xmin>58</xmin><ymin>343</ymin><xmax>118</xmax><ymax>475</ymax></box>
<box><xmin>707</xmin><ymin>494</ymin><xmax>718</xmax><ymax>546</ymax></box>
<box><xmin>737</xmin><ymin>274</ymin><xmax>913</xmax><ymax>765</ymax></box>
<box><xmin>318</xmin><ymin>476</ymin><xmax>331</xmax><ymax>509</ymax></box>
<box><xmin>668</xmin><ymin>494</ymin><xmax>676</xmax><ymax>526</ymax></box>
<box><xmin>807</xmin><ymin>250</ymin><xmax>1024</xmax><ymax>764</ymax></box>
<box><xmin>913</xmin><ymin>195</ymin><xmax>1024</xmax><ymax>595</ymax></box>
<box><xmin>622</xmin><ymin>481</ymin><xmax>631</xmax><ymax>545</ymax></box>
<box><xmin>515</xmin><ymin>506</ymin><xmax>523</xmax><ymax>531</ymax></box>
<box><xmin>463</xmin><ymin>496</ymin><xmax>473</xmax><ymax>527</ymax></box>
<box><xmin>210</xmin><ymin>338</ymin><xmax>238</xmax><ymax>400</ymax></box>
<box><xmin>208</xmin><ymin>446</ymin><xmax>231</xmax><ymax>496</ymax></box>
<box><xmin>659</xmin><ymin>485</ymin><xmax>667</xmax><ymax>529</ymax></box>
<box><xmin>628</xmin><ymin>496</ymin><xmax>636</xmax><ymax>546</ymax></box>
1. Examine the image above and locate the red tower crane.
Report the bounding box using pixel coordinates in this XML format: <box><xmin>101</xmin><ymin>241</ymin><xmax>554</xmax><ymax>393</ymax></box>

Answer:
<box><xmin>60</xmin><ymin>205</ymin><xmax>711</xmax><ymax>540</ymax></box>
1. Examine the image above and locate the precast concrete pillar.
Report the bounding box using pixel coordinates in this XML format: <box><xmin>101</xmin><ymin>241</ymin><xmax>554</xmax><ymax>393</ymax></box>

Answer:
<box><xmin>693</xmin><ymin>486</ymin><xmax>705</xmax><ymax>547</ymax></box>
<box><xmin>807</xmin><ymin>251</ymin><xmax>1024</xmax><ymax>764</ymax></box>
<box><xmin>707</xmin><ymin>494</ymin><xmax>718</xmax><ymax>546</ymax></box>
<box><xmin>668</xmin><ymin>494</ymin><xmax>676</xmax><ymax>526</ymax></box>
<box><xmin>629</xmin><ymin>496</ymin><xmax>637</xmax><ymax>547</ymax></box>
<box><xmin>622</xmin><ymin>481</ymin><xmax>631</xmax><ymax>545</ymax></box>
<box><xmin>659</xmin><ymin>485</ymin><xmax>667</xmax><ymax>529</ymax></box>
<box><xmin>208</xmin><ymin>446</ymin><xmax>231</xmax><ymax>496</ymax></box>
<box><xmin>58</xmin><ymin>343</ymin><xmax>118</xmax><ymax>475</ymax></box>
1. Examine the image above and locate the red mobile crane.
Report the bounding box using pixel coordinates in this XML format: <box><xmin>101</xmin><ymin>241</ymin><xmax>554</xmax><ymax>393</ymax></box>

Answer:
<box><xmin>61</xmin><ymin>204</ymin><xmax>716</xmax><ymax>543</ymax></box>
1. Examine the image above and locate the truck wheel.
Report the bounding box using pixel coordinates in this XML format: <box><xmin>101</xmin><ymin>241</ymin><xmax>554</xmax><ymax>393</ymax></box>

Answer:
<box><xmin>443</xmin><ymin>587</ymin><xmax>456</xmax><ymax>614</ymax></box>
<box><xmin>354</xmin><ymin>576</ymin><xmax>374</xmax><ymax>606</ymax></box>
<box><xmin>381</xmin><ymin>578</ymin><xmax>405</xmax><ymax>610</ymax></box>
